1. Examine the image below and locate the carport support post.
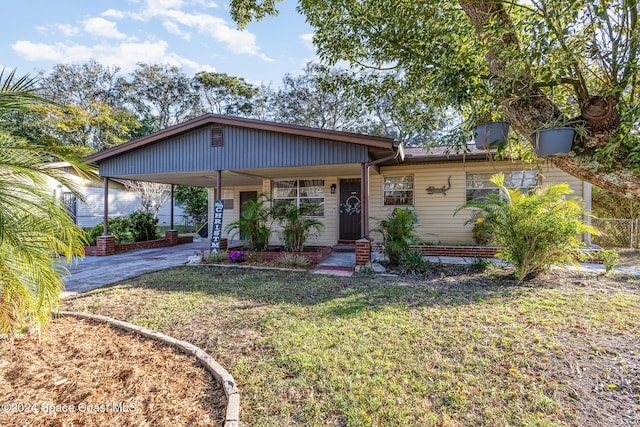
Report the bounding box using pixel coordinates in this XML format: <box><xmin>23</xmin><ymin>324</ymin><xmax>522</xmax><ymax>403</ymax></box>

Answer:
<box><xmin>360</xmin><ymin>163</ymin><xmax>369</xmax><ymax>239</ymax></box>
<box><xmin>103</xmin><ymin>177</ymin><xmax>109</xmax><ymax>236</ymax></box>
<box><xmin>96</xmin><ymin>177</ymin><xmax>115</xmax><ymax>256</ymax></box>
<box><xmin>170</xmin><ymin>184</ymin><xmax>175</xmax><ymax>230</ymax></box>
<box><xmin>216</xmin><ymin>170</ymin><xmax>222</xmax><ymax>201</ymax></box>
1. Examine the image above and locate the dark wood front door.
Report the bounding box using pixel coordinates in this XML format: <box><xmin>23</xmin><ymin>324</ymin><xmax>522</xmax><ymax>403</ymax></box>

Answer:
<box><xmin>239</xmin><ymin>191</ymin><xmax>258</xmax><ymax>240</ymax></box>
<box><xmin>339</xmin><ymin>179</ymin><xmax>361</xmax><ymax>241</ymax></box>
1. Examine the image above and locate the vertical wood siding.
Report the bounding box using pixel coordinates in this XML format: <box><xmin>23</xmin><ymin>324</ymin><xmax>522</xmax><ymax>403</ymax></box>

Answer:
<box><xmin>100</xmin><ymin>126</ymin><xmax>370</xmax><ymax>176</ymax></box>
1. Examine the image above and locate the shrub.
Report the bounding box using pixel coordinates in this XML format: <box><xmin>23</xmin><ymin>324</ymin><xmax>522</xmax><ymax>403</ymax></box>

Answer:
<box><xmin>456</xmin><ymin>173</ymin><xmax>595</xmax><ymax>281</ymax></box>
<box><xmin>375</xmin><ymin>208</ymin><xmax>423</xmax><ymax>265</ymax></box>
<box><xmin>596</xmin><ymin>249</ymin><xmax>619</xmax><ymax>273</ymax></box>
<box><xmin>278</xmin><ymin>253</ymin><xmax>311</xmax><ymax>268</ymax></box>
<box><xmin>472</xmin><ymin>214</ymin><xmax>492</xmax><ymax>245</ymax></box>
<box><xmin>86</xmin><ymin>217</ymin><xmax>132</xmax><ymax>245</ymax></box>
<box><xmin>399</xmin><ymin>250</ymin><xmax>429</xmax><ymax>275</ymax></box>
<box><xmin>228</xmin><ymin>251</ymin><xmax>245</xmax><ymax>263</ymax></box>
<box><xmin>273</xmin><ymin>200</ymin><xmax>324</xmax><ymax>252</ymax></box>
<box><xmin>128</xmin><ymin>210</ymin><xmax>159</xmax><ymax>242</ymax></box>
<box><xmin>204</xmin><ymin>250</ymin><xmax>228</xmax><ymax>263</ymax></box>
<box><xmin>225</xmin><ymin>194</ymin><xmax>272</xmax><ymax>251</ymax></box>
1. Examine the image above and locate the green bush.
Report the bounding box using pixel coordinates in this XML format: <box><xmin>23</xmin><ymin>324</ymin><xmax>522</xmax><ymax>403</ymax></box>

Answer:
<box><xmin>399</xmin><ymin>250</ymin><xmax>429</xmax><ymax>275</ymax></box>
<box><xmin>376</xmin><ymin>208</ymin><xmax>423</xmax><ymax>265</ymax></box>
<box><xmin>86</xmin><ymin>217</ymin><xmax>132</xmax><ymax>245</ymax></box>
<box><xmin>596</xmin><ymin>249</ymin><xmax>619</xmax><ymax>273</ymax></box>
<box><xmin>456</xmin><ymin>173</ymin><xmax>595</xmax><ymax>281</ymax></box>
<box><xmin>128</xmin><ymin>210</ymin><xmax>159</xmax><ymax>242</ymax></box>
<box><xmin>278</xmin><ymin>253</ymin><xmax>311</xmax><ymax>268</ymax></box>
<box><xmin>205</xmin><ymin>250</ymin><xmax>229</xmax><ymax>263</ymax></box>
<box><xmin>472</xmin><ymin>214</ymin><xmax>492</xmax><ymax>245</ymax></box>
<box><xmin>225</xmin><ymin>194</ymin><xmax>273</xmax><ymax>251</ymax></box>
<box><xmin>273</xmin><ymin>200</ymin><xmax>324</xmax><ymax>252</ymax></box>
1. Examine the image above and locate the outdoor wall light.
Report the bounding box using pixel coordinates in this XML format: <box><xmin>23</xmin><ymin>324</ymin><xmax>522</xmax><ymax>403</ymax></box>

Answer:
<box><xmin>330</xmin><ymin>184</ymin><xmax>336</xmax><ymax>194</ymax></box>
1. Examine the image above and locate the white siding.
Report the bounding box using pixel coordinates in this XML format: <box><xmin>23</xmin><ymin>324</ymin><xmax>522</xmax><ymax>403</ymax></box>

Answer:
<box><xmin>209</xmin><ymin>178</ymin><xmax>340</xmax><ymax>247</ymax></box>
<box><xmin>368</xmin><ymin>161</ymin><xmax>586</xmax><ymax>245</ymax></box>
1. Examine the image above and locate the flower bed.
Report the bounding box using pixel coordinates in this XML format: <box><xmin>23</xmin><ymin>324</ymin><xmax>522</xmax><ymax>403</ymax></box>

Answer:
<box><xmin>255</xmin><ymin>246</ymin><xmax>332</xmax><ymax>263</ymax></box>
<box><xmin>84</xmin><ymin>235</ymin><xmax>193</xmax><ymax>256</ymax></box>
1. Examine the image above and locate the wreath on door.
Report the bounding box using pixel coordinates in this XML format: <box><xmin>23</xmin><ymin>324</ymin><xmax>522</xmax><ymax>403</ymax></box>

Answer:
<box><xmin>340</xmin><ymin>195</ymin><xmax>361</xmax><ymax>216</ymax></box>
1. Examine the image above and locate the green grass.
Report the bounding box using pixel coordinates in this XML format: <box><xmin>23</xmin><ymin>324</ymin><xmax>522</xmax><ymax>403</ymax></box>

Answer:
<box><xmin>64</xmin><ymin>267</ymin><xmax>640</xmax><ymax>426</ymax></box>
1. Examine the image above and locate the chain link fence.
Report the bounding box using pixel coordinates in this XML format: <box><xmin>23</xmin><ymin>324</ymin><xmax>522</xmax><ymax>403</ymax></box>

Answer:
<box><xmin>591</xmin><ymin>218</ymin><xmax>637</xmax><ymax>248</ymax></box>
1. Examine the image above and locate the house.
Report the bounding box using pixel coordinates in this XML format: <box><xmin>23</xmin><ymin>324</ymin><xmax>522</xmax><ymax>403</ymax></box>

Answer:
<box><xmin>84</xmin><ymin>114</ymin><xmax>590</xmax><ymax>249</ymax></box>
<box><xmin>45</xmin><ymin>163</ymin><xmax>186</xmax><ymax>229</ymax></box>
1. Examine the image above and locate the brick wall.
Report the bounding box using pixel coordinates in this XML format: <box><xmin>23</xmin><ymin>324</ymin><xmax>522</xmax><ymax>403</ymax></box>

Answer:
<box><xmin>355</xmin><ymin>239</ymin><xmax>371</xmax><ymax>266</ymax></box>
<box><xmin>85</xmin><ymin>235</ymin><xmax>194</xmax><ymax>256</ymax></box>
<box><xmin>411</xmin><ymin>246</ymin><xmax>500</xmax><ymax>258</ymax></box>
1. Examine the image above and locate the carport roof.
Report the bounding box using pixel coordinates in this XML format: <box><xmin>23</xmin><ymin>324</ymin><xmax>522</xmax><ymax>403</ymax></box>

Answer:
<box><xmin>85</xmin><ymin>113</ymin><xmax>399</xmax><ymax>164</ymax></box>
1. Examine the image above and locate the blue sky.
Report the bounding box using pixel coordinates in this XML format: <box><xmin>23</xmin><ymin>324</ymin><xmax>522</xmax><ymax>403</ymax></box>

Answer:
<box><xmin>2</xmin><ymin>0</ymin><xmax>316</xmax><ymax>85</ymax></box>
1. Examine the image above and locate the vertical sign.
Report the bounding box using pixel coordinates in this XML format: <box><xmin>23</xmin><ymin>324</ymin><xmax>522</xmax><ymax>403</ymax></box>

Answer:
<box><xmin>210</xmin><ymin>199</ymin><xmax>224</xmax><ymax>253</ymax></box>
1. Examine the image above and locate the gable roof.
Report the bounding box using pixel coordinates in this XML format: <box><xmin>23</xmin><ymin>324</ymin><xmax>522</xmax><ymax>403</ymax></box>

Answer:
<box><xmin>86</xmin><ymin>113</ymin><xmax>398</xmax><ymax>164</ymax></box>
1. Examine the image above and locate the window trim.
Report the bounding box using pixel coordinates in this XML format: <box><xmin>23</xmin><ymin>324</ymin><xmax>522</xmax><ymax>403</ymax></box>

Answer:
<box><xmin>382</xmin><ymin>174</ymin><xmax>415</xmax><ymax>207</ymax></box>
<box><xmin>465</xmin><ymin>170</ymin><xmax>540</xmax><ymax>202</ymax></box>
<box><xmin>272</xmin><ymin>178</ymin><xmax>326</xmax><ymax>217</ymax></box>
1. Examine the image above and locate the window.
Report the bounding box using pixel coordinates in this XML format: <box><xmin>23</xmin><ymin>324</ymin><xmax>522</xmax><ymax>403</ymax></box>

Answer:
<box><xmin>466</xmin><ymin>171</ymin><xmax>539</xmax><ymax>201</ymax></box>
<box><xmin>273</xmin><ymin>179</ymin><xmax>325</xmax><ymax>216</ymax></box>
<box><xmin>383</xmin><ymin>175</ymin><xmax>414</xmax><ymax>206</ymax></box>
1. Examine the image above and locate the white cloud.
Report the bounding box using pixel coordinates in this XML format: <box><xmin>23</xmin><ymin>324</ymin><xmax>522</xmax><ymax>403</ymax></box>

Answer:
<box><xmin>300</xmin><ymin>33</ymin><xmax>315</xmax><ymax>51</ymax></box>
<box><xmin>83</xmin><ymin>18</ymin><xmax>127</xmax><ymax>40</ymax></box>
<box><xmin>36</xmin><ymin>24</ymin><xmax>80</xmax><ymax>37</ymax></box>
<box><xmin>162</xmin><ymin>21</ymin><xmax>191</xmax><ymax>40</ymax></box>
<box><xmin>12</xmin><ymin>40</ymin><xmax>202</xmax><ymax>72</ymax></box>
<box><xmin>161</xmin><ymin>10</ymin><xmax>273</xmax><ymax>61</ymax></box>
<box><xmin>101</xmin><ymin>9</ymin><xmax>126</xmax><ymax>19</ymax></box>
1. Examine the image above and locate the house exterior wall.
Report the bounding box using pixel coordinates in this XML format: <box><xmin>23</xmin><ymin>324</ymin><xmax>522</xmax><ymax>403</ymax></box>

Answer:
<box><xmin>75</xmin><ymin>184</ymin><xmax>185</xmax><ymax>228</ymax></box>
<box><xmin>47</xmin><ymin>171</ymin><xmax>185</xmax><ymax>229</ymax></box>
<box><xmin>368</xmin><ymin>161</ymin><xmax>586</xmax><ymax>245</ymax></box>
<box><xmin>206</xmin><ymin>161</ymin><xmax>587</xmax><ymax>248</ymax></box>
<box><xmin>209</xmin><ymin>177</ymin><xmax>341</xmax><ymax>247</ymax></box>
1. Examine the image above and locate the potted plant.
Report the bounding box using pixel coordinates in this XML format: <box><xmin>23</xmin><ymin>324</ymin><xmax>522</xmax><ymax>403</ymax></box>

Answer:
<box><xmin>471</xmin><ymin>110</ymin><xmax>510</xmax><ymax>149</ymax></box>
<box><xmin>531</xmin><ymin>118</ymin><xmax>585</xmax><ymax>158</ymax></box>
<box><xmin>475</xmin><ymin>121</ymin><xmax>511</xmax><ymax>149</ymax></box>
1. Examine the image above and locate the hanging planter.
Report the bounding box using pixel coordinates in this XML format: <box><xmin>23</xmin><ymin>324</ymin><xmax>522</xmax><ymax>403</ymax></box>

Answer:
<box><xmin>474</xmin><ymin>121</ymin><xmax>510</xmax><ymax>149</ymax></box>
<box><xmin>533</xmin><ymin>127</ymin><xmax>574</xmax><ymax>157</ymax></box>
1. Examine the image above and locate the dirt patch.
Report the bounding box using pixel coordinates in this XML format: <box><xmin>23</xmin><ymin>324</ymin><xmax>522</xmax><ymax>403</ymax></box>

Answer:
<box><xmin>618</xmin><ymin>249</ymin><xmax>640</xmax><ymax>268</ymax></box>
<box><xmin>0</xmin><ymin>316</ymin><xmax>226</xmax><ymax>426</ymax></box>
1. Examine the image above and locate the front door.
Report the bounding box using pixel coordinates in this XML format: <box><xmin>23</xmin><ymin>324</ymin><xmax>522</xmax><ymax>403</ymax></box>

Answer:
<box><xmin>239</xmin><ymin>191</ymin><xmax>258</xmax><ymax>240</ymax></box>
<box><xmin>339</xmin><ymin>179</ymin><xmax>361</xmax><ymax>241</ymax></box>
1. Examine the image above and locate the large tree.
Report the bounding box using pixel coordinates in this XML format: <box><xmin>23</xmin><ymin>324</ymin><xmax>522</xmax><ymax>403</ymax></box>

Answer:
<box><xmin>0</xmin><ymin>69</ymin><xmax>87</xmax><ymax>343</ymax></box>
<box><xmin>194</xmin><ymin>71</ymin><xmax>260</xmax><ymax>117</ymax></box>
<box><xmin>231</xmin><ymin>0</ymin><xmax>640</xmax><ymax>198</ymax></box>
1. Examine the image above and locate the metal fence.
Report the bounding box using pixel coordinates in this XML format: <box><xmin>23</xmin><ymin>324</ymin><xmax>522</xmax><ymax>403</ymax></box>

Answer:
<box><xmin>591</xmin><ymin>218</ymin><xmax>638</xmax><ymax>248</ymax></box>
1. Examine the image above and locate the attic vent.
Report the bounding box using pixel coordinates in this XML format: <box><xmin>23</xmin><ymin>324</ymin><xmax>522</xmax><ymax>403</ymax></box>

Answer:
<box><xmin>211</xmin><ymin>125</ymin><xmax>223</xmax><ymax>147</ymax></box>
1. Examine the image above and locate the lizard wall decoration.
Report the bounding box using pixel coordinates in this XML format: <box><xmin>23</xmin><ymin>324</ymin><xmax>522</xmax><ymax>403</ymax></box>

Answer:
<box><xmin>426</xmin><ymin>176</ymin><xmax>452</xmax><ymax>196</ymax></box>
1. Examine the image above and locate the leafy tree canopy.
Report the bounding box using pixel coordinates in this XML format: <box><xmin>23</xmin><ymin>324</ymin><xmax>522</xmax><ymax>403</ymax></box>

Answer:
<box><xmin>231</xmin><ymin>0</ymin><xmax>640</xmax><ymax>198</ymax></box>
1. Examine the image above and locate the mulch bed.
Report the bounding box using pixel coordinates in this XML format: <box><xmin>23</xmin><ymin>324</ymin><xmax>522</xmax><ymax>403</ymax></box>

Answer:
<box><xmin>0</xmin><ymin>316</ymin><xmax>226</xmax><ymax>426</ymax></box>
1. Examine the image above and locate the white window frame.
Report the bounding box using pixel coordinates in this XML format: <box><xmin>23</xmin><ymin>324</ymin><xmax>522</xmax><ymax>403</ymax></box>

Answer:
<box><xmin>465</xmin><ymin>170</ymin><xmax>540</xmax><ymax>202</ymax></box>
<box><xmin>383</xmin><ymin>175</ymin><xmax>415</xmax><ymax>207</ymax></box>
<box><xmin>272</xmin><ymin>179</ymin><xmax>325</xmax><ymax>217</ymax></box>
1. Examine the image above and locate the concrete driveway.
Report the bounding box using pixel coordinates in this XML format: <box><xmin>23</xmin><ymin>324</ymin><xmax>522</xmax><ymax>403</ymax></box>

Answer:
<box><xmin>63</xmin><ymin>239</ymin><xmax>210</xmax><ymax>296</ymax></box>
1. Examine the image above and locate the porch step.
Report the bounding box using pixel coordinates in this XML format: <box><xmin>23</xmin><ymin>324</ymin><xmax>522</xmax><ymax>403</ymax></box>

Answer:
<box><xmin>332</xmin><ymin>244</ymin><xmax>355</xmax><ymax>252</ymax></box>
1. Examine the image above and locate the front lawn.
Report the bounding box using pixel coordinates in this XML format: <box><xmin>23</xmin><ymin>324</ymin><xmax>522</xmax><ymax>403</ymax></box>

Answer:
<box><xmin>64</xmin><ymin>266</ymin><xmax>640</xmax><ymax>426</ymax></box>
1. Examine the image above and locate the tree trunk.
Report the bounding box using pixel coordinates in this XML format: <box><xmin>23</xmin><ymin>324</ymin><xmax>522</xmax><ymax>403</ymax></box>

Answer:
<box><xmin>459</xmin><ymin>0</ymin><xmax>640</xmax><ymax>199</ymax></box>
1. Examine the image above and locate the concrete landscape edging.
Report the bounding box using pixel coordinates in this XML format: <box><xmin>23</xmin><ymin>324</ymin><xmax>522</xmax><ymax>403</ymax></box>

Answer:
<box><xmin>59</xmin><ymin>311</ymin><xmax>239</xmax><ymax>426</ymax></box>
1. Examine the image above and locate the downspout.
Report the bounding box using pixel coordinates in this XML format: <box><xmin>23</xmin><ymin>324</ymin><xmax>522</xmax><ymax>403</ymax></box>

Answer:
<box><xmin>361</xmin><ymin>142</ymin><xmax>405</xmax><ymax>238</ymax></box>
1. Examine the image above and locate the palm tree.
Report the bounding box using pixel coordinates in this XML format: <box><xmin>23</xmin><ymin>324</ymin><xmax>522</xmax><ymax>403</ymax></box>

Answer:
<box><xmin>0</xmin><ymin>69</ymin><xmax>88</xmax><ymax>344</ymax></box>
<box><xmin>273</xmin><ymin>200</ymin><xmax>324</xmax><ymax>252</ymax></box>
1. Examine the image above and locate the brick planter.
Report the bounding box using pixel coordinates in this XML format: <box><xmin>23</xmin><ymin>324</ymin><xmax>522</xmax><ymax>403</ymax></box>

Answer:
<box><xmin>410</xmin><ymin>245</ymin><xmax>499</xmax><ymax>258</ymax></box>
<box><xmin>85</xmin><ymin>235</ymin><xmax>194</xmax><ymax>256</ymax></box>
